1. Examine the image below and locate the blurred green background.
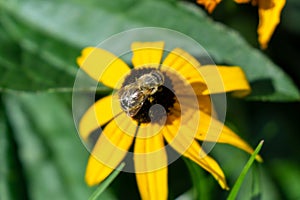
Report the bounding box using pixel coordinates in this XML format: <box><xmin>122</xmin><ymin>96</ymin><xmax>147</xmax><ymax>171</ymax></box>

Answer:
<box><xmin>1</xmin><ymin>0</ymin><xmax>300</xmax><ymax>199</ymax></box>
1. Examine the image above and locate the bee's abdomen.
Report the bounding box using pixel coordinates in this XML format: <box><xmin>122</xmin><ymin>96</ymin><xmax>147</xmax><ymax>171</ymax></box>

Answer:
<box><xmin>120</xmin><ymin>87</ymin><xmax>145</xmax><ymax>116</ymax></box>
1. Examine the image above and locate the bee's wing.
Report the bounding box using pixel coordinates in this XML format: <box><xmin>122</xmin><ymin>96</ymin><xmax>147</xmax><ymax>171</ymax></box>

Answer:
<box><xmin>113</xmin><ymin>83</ymin><xmax>148</xmax><ymax>117</ymax></box>
<box><xmin>112</xmin><ymin>83</ymin><xmax>135</xmax><ymax>103</ymax></box>
<box><xmin>111</xmin><ymin>84</ymin><xmax>128</xmax><ymax>107</ymax></box>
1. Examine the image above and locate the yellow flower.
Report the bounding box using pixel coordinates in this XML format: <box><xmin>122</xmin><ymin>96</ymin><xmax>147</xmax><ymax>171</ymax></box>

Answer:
<box><xmin>77</xmin><ymin>41</ymin><xmax>262</xmax><ymax>199</ymax></box>
<box><xmin>197</xmin><ymin>0</ymin><xmax>286</xmax><ymax>49</ymax></box>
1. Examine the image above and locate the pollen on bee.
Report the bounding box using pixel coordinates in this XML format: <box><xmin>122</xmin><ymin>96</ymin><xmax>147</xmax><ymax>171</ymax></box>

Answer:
<box><xmin>148</xmin><ymin>96</ymin><xmax>155</xmax><ymax>103</ymax></box>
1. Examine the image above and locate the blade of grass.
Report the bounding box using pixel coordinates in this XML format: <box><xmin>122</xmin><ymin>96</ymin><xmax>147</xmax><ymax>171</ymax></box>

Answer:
<box><xmin>227</xmin><ymin>140</ymin><xmax>264</xmax><ymax>200</ymax></box>
<box><xmin>88</xmin><ymin>162</ymin><xmax>125</xmax><ymax>200</ymax></box>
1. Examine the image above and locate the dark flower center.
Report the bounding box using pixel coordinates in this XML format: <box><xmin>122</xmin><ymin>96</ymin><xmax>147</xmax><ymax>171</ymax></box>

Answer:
<box><xmin>120</xmin><ymin>67</ymin><xmax>176</xmax><ymax>124</ymax></box>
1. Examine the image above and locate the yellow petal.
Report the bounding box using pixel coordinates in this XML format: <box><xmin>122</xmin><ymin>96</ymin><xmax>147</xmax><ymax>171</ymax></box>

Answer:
<box><xmin>85</xmin><ymin>113</ymin><xmax>136</xmax><ymax>186</ymax></box>
<box><xmin>173</xmin><ymin>76</ymin><xmax>213</xmax><ymax>116</ymax></box>
<box><xmin>163</xmin><ymin>120</ymin><xmax>228</xmax><ymax>189</ymax></box>
<box><xmin>161</xmin><ymin>67</ymin><xmax>207</xmax><ymax>118</ymax></box>
<box><xmin>257</xmin><ymin>0</ymin><xmax>285</xmax><ymax>49</ymax></box>
<box><xmin>170</xmin><ymin>103</ymin><xmax>262</xmax><ymax>161</ymax></box>
<box><xmin>85</xmin><ymin>155</ymin><xmax>112</xmax><ymax>186</ymax></box>
<box><xmin>134</xmin><ymin>127</ymin><xmax>168</xmax><ymax>200</ymax></box>
<box><xmin>77</xmin><ymin>47</ymin><xmax>130</xmax><ymax>89</ymax></box>
<box><xmin>198</xmin><ymin>95</ymin><xmax>214</xmax><ymax>115</ymax></box>
<box><xmin>79</xmin><ymin>95</ymin><xmax>122</xmax><ymax>141</ymax></box>
<box><xmin>175</xmin><ymin>93</ymin><xmax>213</xmax><ymax>116</ymax></box>
<box><xmin>162</xmin><ymin>50</ymin><xmax>250</xmax><ymax>96</ymax></box>
<box><xmin>162</xmin><ymin>66</ymin><xmax>213</xmax><ymax>116</ymax></box>
<box><xmin>162</xmin><ymin>48</ymin><xmax>202</xmax><ymax>82</ymax></box>
<box><xmin>197</xmin><ymin>66</ymin><xmax>251</xmax><ymax>97</ymax></box>
<box><xmin>131</xmin><ymin>41</ymin><xmax>165</xmax><ymax>68</ymax></box>
<box><xmin>194</xmin><ymin>111</ymin><xmax>262</xmax><ymax>162</ymax></box>
<box><xmin>196</xmin><ymin>0</ymin><xmax>221</xmax><ymax>13</ymax></box>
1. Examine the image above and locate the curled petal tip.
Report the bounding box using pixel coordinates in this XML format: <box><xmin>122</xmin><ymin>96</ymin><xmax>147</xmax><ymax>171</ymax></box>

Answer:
<box><xmin>256</xmin><ymin>155</ymin><xmax>263</xmax><ymax>163</ymax></box>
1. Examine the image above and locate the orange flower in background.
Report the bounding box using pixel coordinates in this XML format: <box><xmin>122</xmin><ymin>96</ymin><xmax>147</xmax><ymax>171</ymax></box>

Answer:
<box><xmin>77</xmin><ymin>41</ymin><xmax>262</xmax><ymax>199</ymax></box>
<box><xmin>197</xmin><ymin>0</ymin><xmax>286</xmax><ymax>49</ymax></box>
<box><xmin>197</xmin><ymin>0</ymin><xmax>221</xmax><ymax>13</ymax></box>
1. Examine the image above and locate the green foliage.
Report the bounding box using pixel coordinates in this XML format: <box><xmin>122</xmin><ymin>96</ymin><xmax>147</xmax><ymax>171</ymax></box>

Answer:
<box><xmin>3</xmin><ymin>93</ymin><xmax>95</xmax><ymax>199</ymax></box>
<box><xmin>0</xmin><ymin>0</ymin><xmax>299</xmax><ymax>200</ymax></box>
<box><xmin>227</xmin><ymin>140</ymin><xmax>264</xmax><ymax>200</ymax></box>
<box><xmin>88</xmin><ymin>163</ymin><xmax>125</xmax><ymax>200</ymax></box>
<box><xmin>0</xmin><ymin>0</ymin><xmax>299</xmax><ymax>100</ymax></box>
<box><xmin>270</xmin><ymin>161</ymin><xmax>300</xmax><ymax>199</ymax></box>
<box><xmin>184</xmin><ymin>158</ymin><xmax>214</xmax><ymax>200</ymax></box>
<box><xmin>0</xmin><ymin>101</ymin><xmax>13</xmax><ymax>199</ymax></box>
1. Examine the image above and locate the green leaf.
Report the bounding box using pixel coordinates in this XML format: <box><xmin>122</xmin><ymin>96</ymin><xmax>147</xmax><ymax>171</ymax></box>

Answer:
<box><xmin>0</xmin><ymin>102</ymin><xmax>10</xmax><ymax>199</ymax></box>
<box><xmin>88</xmin><ymin>162</ymin><xmax>125</xmax><ymax>200</ymax></box>
<box><xmin>270</xmin><ymin>161</ymin><xmax>300</xmax><ymax>200</ymax></box>
<box><xmin>0</xmin><ymin>0</ymin><xmax>299</xmax><ymax>100</ymax></box>
<box><xmin>183</xmin><ymin>158</ymin><xmax>214</xmax><ymax>200</ymax></box>
<box><xmin>2</xmin><ymin>92</ymin><xmax>104</xmax><ymax>200</ymax></box>
<box><xmin>227</xmin><ymin>140</ymin><xmax>264</xmax><ymax>200</ymax></box>
<box><xmin>282</xmin><ymin>0</ymin><xmax>300</xmax><ymax>35</ymax></box>
<box><xmin>0</xmin><ymin>101</ymin><xmax>11</xmax><ymax>200</ymax></box>
<box><xmin>0</xmin><ymin>21</ymin><xmax>21</xmax><ymax>71</ymax></box>
<box><xmin>1</xmin><ymin>10</ymin><xmax>73</xmax><ymax>93</ymax></box>
<box><xmin>0</xmin><ymin>13</ymin><xmax>109</xmax><ymax>93</ymax></box>
<box><xmin>0</xmin><ymin>15</ymin><xmax>75</xmax><ymax>92</ymax></box>
<box><xmin>0</xmin><ymin>98</ymin><xmax>29</xmax><ymax>200</ymax></box>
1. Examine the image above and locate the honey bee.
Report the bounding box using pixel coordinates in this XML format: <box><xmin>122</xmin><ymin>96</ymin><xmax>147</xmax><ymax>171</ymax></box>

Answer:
<box><xmin>118</xmin><ymin>70</ymin><xmax>164</xmax><ymax>117</ymax></box>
